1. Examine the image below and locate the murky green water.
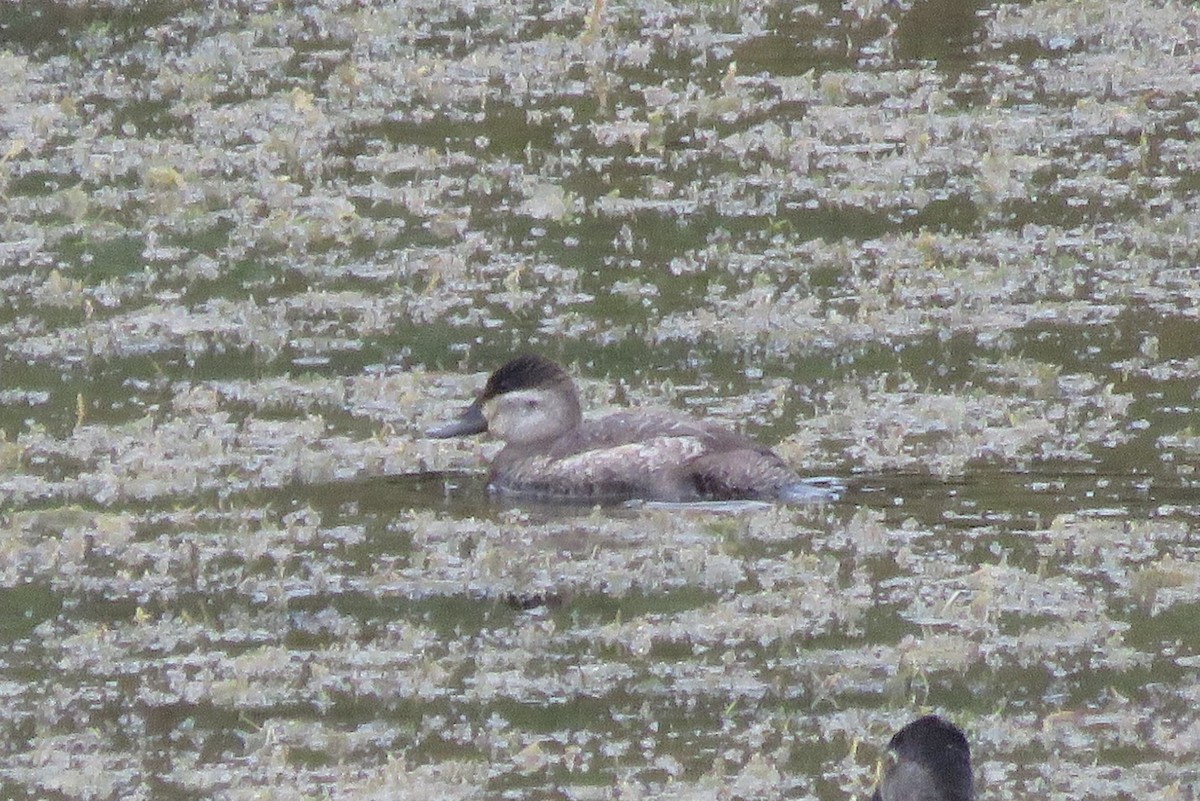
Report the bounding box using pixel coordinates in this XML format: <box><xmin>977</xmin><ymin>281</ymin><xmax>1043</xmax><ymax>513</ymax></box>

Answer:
<box><xmin>2</xmin><ymin>0</ymin><xmax>1199</xmax><ymax>798</ymax></box>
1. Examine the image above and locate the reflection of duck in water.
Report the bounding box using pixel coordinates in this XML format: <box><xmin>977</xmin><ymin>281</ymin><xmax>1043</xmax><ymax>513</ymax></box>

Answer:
<box><xmin>873</xmin><ymin>716</ymin><xmax>974</xmax><ymax>801</ymax></box>
<box><xmin>427</xmin><ymin>354</ymin><xmax>826</xmax><ymax>502</ymax></box>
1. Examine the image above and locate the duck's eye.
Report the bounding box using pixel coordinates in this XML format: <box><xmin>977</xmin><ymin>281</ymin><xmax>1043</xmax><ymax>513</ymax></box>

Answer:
<box><xmin>524</xmin><ymin>398</ymin><xmax>539</xmax><ymax>410</ymax></box>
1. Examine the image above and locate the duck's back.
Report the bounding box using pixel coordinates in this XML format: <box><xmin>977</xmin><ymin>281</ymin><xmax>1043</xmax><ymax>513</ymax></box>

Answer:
<box><xmin>550</xmin><ymin>410</ymin><xmax>753</xmax><ymax>452</ymax></box>
<box><xmin>490</xmin><ymin>409</ymin><xmax>799</xmax><ymax>501</ymax></box>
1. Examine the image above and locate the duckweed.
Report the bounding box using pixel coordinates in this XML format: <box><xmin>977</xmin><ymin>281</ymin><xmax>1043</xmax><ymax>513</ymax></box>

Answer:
<box><xmin>0</xmin><ymin>0</ymin><xmax>1199</xmax><ymax>799</ymax></box>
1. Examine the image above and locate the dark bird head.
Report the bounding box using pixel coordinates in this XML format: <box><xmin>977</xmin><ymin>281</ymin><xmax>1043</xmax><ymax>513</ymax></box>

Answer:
<box><xmin>475</xmin><ymin>354</ymin><xmax>573</xmax><ymax>403</ymax></box>
<box><xmin>873</xmin><ymin>715</ymin><xmax>973</xmax><ymax>801</ymax></box>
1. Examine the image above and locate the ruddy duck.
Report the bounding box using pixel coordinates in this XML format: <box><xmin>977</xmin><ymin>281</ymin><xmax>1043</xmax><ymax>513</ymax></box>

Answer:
<box><xmin>426</xmin><ymin>354</ymin><xmax>823</xmax><ymax>502</ymax></box>
<box><xmin>873</xmin><ymin>716</ymin><xmax>974</xmax><ymax>801</ymax></box>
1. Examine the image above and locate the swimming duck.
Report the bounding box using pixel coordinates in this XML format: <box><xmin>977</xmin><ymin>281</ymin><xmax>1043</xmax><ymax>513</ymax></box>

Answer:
<box><xmin>873</xmin><ymin>715</ymin><xmax>974</xmax><ymax>801</ymax></box>
<box><xmin>426</xmin><ymin>354</ymin><xmax>820</xmax><ymax>502</ymax></box>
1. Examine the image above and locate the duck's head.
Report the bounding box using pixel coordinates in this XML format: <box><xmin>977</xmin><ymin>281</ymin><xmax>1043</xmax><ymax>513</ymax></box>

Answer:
<box><xmin>426</xmin><ymin>354</ymin><xmax>583</xmax><ymax>446</ymax></box>
<box><xmin>875</xmin><ymin>715</ymin><xmax>973</xmax><ymax>801</ymax></box>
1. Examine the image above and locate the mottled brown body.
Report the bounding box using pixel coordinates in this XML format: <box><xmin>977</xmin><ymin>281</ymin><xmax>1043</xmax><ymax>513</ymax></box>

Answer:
<box><xmin>427</xmin><ymin>355</ymin><xmax>812</xmax><ymax>502</ymax></box>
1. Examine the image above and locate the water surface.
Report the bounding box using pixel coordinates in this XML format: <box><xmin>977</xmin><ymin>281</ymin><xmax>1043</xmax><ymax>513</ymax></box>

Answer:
<box><xmin>1</xmin><ymin>0</ymin><xmax>1199</xmax><ymax>798</ymax></box>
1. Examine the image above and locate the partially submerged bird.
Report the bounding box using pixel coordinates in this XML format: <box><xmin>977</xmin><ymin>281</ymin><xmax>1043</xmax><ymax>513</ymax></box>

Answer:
<box><xmin>873</xmin><ymin>715</ymin><xmax>974</xmax><ymax>801</ymax></box>
<box><xmin>427</xmin><ymin>354</ymin><xmax>824</xmax><ymax>502</ymax></box>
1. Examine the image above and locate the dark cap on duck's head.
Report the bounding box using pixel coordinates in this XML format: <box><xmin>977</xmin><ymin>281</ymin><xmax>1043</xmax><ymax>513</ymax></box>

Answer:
<box><xmin>874</xmin><ymin>715</ymin><xmax>973</xmax><ymax>801</ymax></box>
<box><xmin>426</xmin><ymin>354</ymin><xmax>576</xmax><ymax>440</ymax></box>
<box><xmin>888</xmin><ymin>715</ymin><xmax>970</xmax><ymax>772</ymax></box>
<box><xmin>478</xmin><ymin>354</ymin><xmax>572</xmax><ymax>402</ymax></box>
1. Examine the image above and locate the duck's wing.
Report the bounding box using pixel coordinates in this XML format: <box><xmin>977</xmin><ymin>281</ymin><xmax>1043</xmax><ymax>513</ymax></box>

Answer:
<box><xmin>535</xmin><ymin>411</ymin><xmax>798</xmax><ymax>501</ymax></box>
<box><xmin>525</xmin><ymin>434</ymin><xmax>709</xmax><ymax>499</ymax></box>
<box><xmin>548</xmin><ymin>410</ymin><xmax>757</xmax><ymax>456</ymax></box>
<box><xmin>685</xmin><ymin>448</ymin><xmax>802</xmax><ymax>500</ymax></box>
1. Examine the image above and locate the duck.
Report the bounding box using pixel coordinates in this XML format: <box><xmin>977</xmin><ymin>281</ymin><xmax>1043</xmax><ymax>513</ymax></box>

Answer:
<box><xmin>426</xmin><ymin>353</ymin><xmax>825</xmax><ymax>502</ymax></box>
<box><xmin>872</xmin><ymin>715</ymin><xmax>974</xmax><ymax>801</ymax></box>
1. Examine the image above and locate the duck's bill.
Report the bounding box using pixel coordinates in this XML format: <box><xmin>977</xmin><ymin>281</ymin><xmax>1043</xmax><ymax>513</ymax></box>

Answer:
<box><xmin>426</xmin><ymin>402</ymin><xmax>487</xmax><ymax>438</ymax></box>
